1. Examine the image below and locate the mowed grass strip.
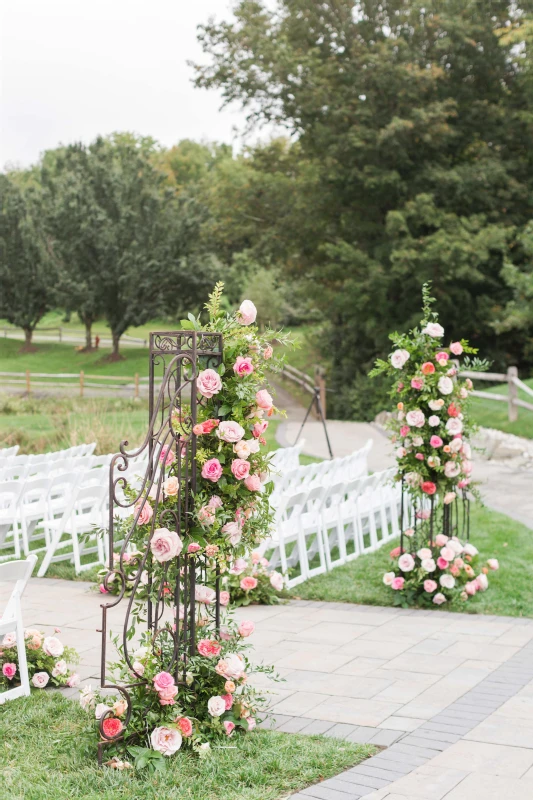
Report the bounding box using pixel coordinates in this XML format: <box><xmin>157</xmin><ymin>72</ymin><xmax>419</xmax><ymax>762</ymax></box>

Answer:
<box><xmin>0</xmin><ymin>692</ymin><xmax>376</xmax><ymax>800</ymax></box>
<box><xmin>296</xmin><ymin>504</ymin><xmax>533</xmax><ymax>618</ymax></box>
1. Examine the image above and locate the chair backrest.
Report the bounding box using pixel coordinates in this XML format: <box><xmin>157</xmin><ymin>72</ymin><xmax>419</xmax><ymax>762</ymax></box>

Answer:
<box><xmin>0</xmin><ymin>481</ymin><xmax>23</xmax><ymax>511</ymax></box>
<box><xmin>0</xmin><ymin>445</ymin><xmax>20</xmax><ymax>459</ymax></box>
<box><xmin>0</xmin><ymin>464</ymin><xmax>29</xmax><ymax>482</ymax></box>
<box><xmin>0</xmin><ymin>554</ymin><xmax>37</xmax><ymax>618</ymax></box>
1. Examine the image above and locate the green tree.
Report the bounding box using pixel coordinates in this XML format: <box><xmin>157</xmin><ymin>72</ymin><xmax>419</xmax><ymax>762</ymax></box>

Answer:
<box><xmin>194</xmin><ymin>0</ymin><xmax>533</xmax><ymax>417</ymax></box>
<box><xmin>0</xmin><ymin>174</ymin><xmax>58</xmax><ymax>350</ymax></box>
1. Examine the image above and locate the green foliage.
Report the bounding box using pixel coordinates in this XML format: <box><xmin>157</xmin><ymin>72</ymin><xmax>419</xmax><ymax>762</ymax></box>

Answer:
<box><xmin>194</xmin><ymin>1</ymin><xmax>533</xmax><ymax>418</ymax></box>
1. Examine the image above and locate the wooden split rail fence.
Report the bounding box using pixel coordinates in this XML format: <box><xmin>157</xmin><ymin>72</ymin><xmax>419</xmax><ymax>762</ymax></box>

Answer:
<box><xmin>0</xmin><ymin>371</ymin><xmax>143</xmax><ymax>398</ymax></box>
<box><xmin>458</xmin><ymin>366</ymin><xmax>533</xmax><ymax>422</ymax></box>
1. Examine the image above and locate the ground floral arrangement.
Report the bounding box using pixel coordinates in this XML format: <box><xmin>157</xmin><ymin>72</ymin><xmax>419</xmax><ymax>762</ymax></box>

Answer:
<box><xmin>85</xmin><ymin>288</ymin><xmax>290</xmax><ymax>770</ymax></box>
<box><xmin>1</xmin><ymin>628</ymin><xmax>79</xmax><ymax>690</ymax></box>
<box><xmin>371</xmin><ymin>285</ymin><xmax>498</xmax><ymax>608</ymax></box>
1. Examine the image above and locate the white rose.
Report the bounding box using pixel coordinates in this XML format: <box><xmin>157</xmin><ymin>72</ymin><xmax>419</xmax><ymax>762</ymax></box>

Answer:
<box><xmin>440</xmin><ymin>574</ymin><xmax>455</xmax><ymax>589</ymax></box>
<box><xmin>150</xmin><ymin>726</ymin><xmax>183</xmax><ymax>755</ymax></box>
<box><xmin>95</xmin><ymin>703</ymin><xmax>112</xmax><ymax>720</ymax></box>
<box><xmin>406</xmin><ymin>409</ymin><xmax>425</xmax><ymax>428</ymax></box>
<box><xmin>450</xmin><ymin>438</ymin><xmax>463</xmax><ymax>453</ymax></box>
<box><xmin>421</xmin><ymin>558</ymin><xmax>436</xmax><ymax>572</ymax></box>
<box><xmin>43</xmin><ymin>636</ymin><xmax>64</xmax><ymax>658</ymax></box>
<box><xmin>428</xmin><ymin>415</ymin><xmax>440</xmax><ymax>427</ymax></box>
<box><xmin>417</xmin><ymin>548</ymin><xmax>432</xmax><ymax>560</ymax></box>
<box><xmin>31</xmin><ymin>672</ymin><xmax>50</xmax><ymax>689</ymax></box>
<box><xmin>390</xmin><ymin>349</ymin><xmax>410</xmax><ymax>369</ymax></box>
<box><xmin>233</xmin><ymin>440</ymin><xmax>252</xmax><ymax>459</ymax></box>
<box><xmin>428</xmin><ymin>399</ymin><xmax>445</xmax><ymax>411</ymax></box>
<box><xmin>207</xmin><ymin>696</ymin><xmax>226</xmax><ymax>717</ymax></box>
<box><xmin>422</xmin><ymin>322</ymin><xmax>445</xmax><ymax>338</ymax></box>
<box><xmin>217</xmin><ymin>421</ymin><xmax>245</xmax><ymax>443</ymax></box>
<box><xmin>462</xmin><ymin>441</ymin><xmax>472</xmax><ymax>459</ymax></box>
<box><xmin>383</xmin><ymin>572</ymin><xmax>395</xmax><ymax>586</ymax></box>
<box><xmin>79</xmin><ymin>685</ymin><xmax>95</xmax><ymax>710</ymax></box>
<box><xmin>52</xmin><ymin>660</ymin><xmax>67</xmax><ymax>677</ymax></box>
<box><xmin>132</xmin><ymin>661</ymin><xmax>145</xmax><ymax>676</ymax></box>
<box><xmin>463</xmin><ymin>543</ymin><xmax>478</xmax><ymax>557</ymax></box>
<box><xmin>446</xmin><ymin>418</ymin><xmax>463</xmax><ymax>435</ymax></box>
<box><xmin>427</xmin><ymin>456</ymin><xmax>441</xmax><ymax>468</ymax></box>
<box><xmin>444</xmin><ymin>461</ymin><xmax>461</xmax><ymax>478</ymax></box>
<box><xmin>459</xmin><ymin>387</ymin><xmax>468</xmax><ymax>399</ymax></box>
<box><xmin>2</xmin><ymin>632</ymin><xmax>16</xmax><ymax>648</ymax></box>
<box><xmin>438</xmin><ymin>377</ymin><xmax>454</xmax><ymax>395</ymax></box>
<box><xmin>476</xmin><ymin>573</ymin><xmax>488</xmax><ymax>591</ymax></box>
<box><xmin>396</xmin><ymin>447</ymin><xmax>407</xmax><ymax>458</ymax></box>
<box><xmin>412</xmin><ymin>436</ymin><xmax>424</xmax><ymax>447</ymax></box>
<box><xmin>248</xmin><ymin>439</ymin><xmax>260</xmax><ymax>454</ymax></box>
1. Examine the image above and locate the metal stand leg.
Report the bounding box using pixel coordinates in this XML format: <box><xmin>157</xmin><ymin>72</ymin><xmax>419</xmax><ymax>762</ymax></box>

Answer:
<box><xmin>294</xmin><ymin>387</ymin><xmax>334</xmax><ymax>459</ymax></box>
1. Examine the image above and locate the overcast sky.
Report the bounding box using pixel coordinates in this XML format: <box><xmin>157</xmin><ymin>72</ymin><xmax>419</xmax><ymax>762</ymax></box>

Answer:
<box><xmin>1</xmin><ymin>0</ymin><xmax>270</xmax><ymax>169</ymax></box>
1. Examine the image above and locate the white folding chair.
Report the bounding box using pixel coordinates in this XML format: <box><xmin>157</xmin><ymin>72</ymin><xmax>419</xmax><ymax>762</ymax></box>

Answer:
<box><xmin>0</xmin><ymin>554</ymin><xmax>37</xmax><ymax>704</ymax></box>
<box><xmin>0</xmin><ymin>481</ymin><xmax>24</xmax><ymax>561</ymax></box>
<box><xmin>0</xmin><ymin>464</ymin><xmax>29</xmax><ymax>482</ymax></box>
<box><xmin>319</xmin><ymin>480</ymin><xmax>348</xmax><ymax>570</ymax></box>
<box><xmin>18</xmin><ymin>476</ymin><xmax>52</xmax><ymax>555</ymax></box>
<box><xmin>0</xmin><ymin>445</ymin><xmax>20</xmax><ymax>460</ymax></box>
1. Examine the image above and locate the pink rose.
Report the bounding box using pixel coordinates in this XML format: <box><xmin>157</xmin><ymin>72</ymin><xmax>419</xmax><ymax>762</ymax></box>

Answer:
<box><xmin>150</xmin><ymin>528</ymin><xmax>182</xmax><ymax>562</ymax></box>
<box><xmin>234</xmin><ymin>356</ymin><xmax>254</xmax><ymax>377</ymax></box>
<box><xmin>450</xmin><ymin>565</ymin><xmax>460</xmax><ymax>576</ymax></box>
<box><xmin>391</xmin><ymin>577</ymin><xmax>405</xmax><ymax>590</ymax></box>
<box><xmin>215</xmin><ymin>653</ymin><xmax>246</xmax><ymax>681</ymax></box>
<box><xmin>433</xmin><ymin>593</ymin><xmax>447</xmax><ymax>605</ymax></box>
<box><xmin>416</xmin><ymin>509</ymin><xmax>431</xmax><ymax>520</ymax></box>
<box><xmin>198</xmin><ymin>505</ymin><xmax>215</xmax><ymax>526</ymax></box>
<box><xmin>390</xmin><ymin>349</ymin><xmax>410</xmax><ymax>369</ymax></box>
<box><xmin>99</xmin><ymin>583</ymin><xmax>109</xmax><ymax>594</ymax></box>
<box><xmin>244</xmin><ymin>474</ymin><xmax>261</xmax><ymax>491</ymax></box>
<box><xmin>270</xmin><ymin>571</ymin><xmax>284</xmax><ymax>591</ymax></box>
<box><xmin>476</xmin><ymin>573</ymin><xmax>489</xmax><ymax>592</ymax></box>
<box><xmin>221</xmin><ymin>693</ymin><xmax>233</xmax><ymax>710</ymax></box>
<box><xmin>230</xmin><ymin>557</ymin><xmax>248</xmax><ymax>575</ymax></box>
<box><xmin>31</xmin><ymin>672</ymin><xmax>49</xmax><ymax>688</ymax></box>
<box><xmin>240</xmin><ymin>576</ymin><xmax>258</xmax><ymax>591</ymax></box>
<box><xmin>435</xmin><ymin>534</ymin><xmax>449</xmax><ymax>546</ymax></box>
<box><xmin>252</xmin><ymin>420</ymin><xmax>268</xmax><ymax>439</ymax></box>
<box><xmin>188</xmin><ymin>542</ymin><xmax>202</xmax><ymax>553</ymax></box>
<box><xmin>430</xmin><ymin>435</ymin><xmax>443</xmax><ymax>448</ymax></box>
<box><xmin>263</xmin><ymin>345</ymin><xmax>273</xmax><ymax>359</ymax></box>
<box><xmin>400</xmin><ymin>425</ymin><xmax>410</xmax><ymax>437</ymax></box>
<box><xmin>398</xmin><ymin>553</ymin><xmax>415</xmax><ymax>572</ymax></box>
<box><xmin>444</xmin><ymin>461</ymin><xmax>461</xmax><ymax>478</ymax></box>
<box><xmin>436</xmin><ymin>352</ymin><xmax>449</xmax><ymax>364</ymax></box>
<box><xmin>411</xmin><ymin>378</ymin><xmax>424</xmax><ymax>390</ymax></box>
<box><xmin>208</xmin><ymin>696</ymin><xmax>227</xmax><ymax>717</ymax></box>
<box><xmin>177</xmin><ymin>717</ymin><xmax>193</xmax><ymax>737</ymax></box>
<box><xmin>487</xmin><ymin>559</ymin><xmax>499</xmax><ymax>571</ymax></box>
<box><xmin>247</xmin><ymin>717</ymin><xmax>256</xmax><ymax>731</ymax></box>
<box><xmin>231</xmin><ymin>459</ymin><xmax>251</xmax><ymax>480</ymax></box>
<box><xmin>222</xmin><ymin>521</ymin><xmax>242</xmax><ymax>546</ymax></box>
<box><xmin>237</xmin><ymin>299</ymin><xmax>257</xmax><ymax>325</ymax></box>
<box><xmin>220</xmin><ymin>591</ymin><xmax>230</xmax><ymax>606</ymax></box>
<box><xmin>150</xmin><ymin>726</ymin><xmax>182</xmax><ymax>755</ymax></box>
<box><xmin>217</xmin><ymin>421</ymin><xmax>245</xmax><ymax>443</ymax></box>
<box><xmin>224</xmin><ymin>720</ymin><xmax>236</xmax><ymax>736</ymax></box>
<box><xmin>197</xmin><ymin>369</ymin><xmax>223</xmax><ymax>398</ymax></box>
<box><xmin>406</xmin><ymin>409</ymin><xmax>425</xmax><ymax>428</ymax></box>
<box><xmin>465</xmin><ymin>581</ymin><xmax>477</xmax><ymax>596</ymax></box>
<box><xmin>458</xmin><ymin>479</ymin><xmax>470</xmax><ymax>488</ymax></box>
<box><xmin>444</xmin><ymin>491</ymin><xmax>456</xmax><ymax>505</ymax></box>
<box><xmin>424</xmin><ymin>580</ymin><xmax>437</xmax><ymax>593</ymax></box>
<box><xmin>440</xmin><ymin>546</ymin><xmax>455</xmax><ymax>562</ymax></box>
<box><xmin>158</xmin><ymin>685</ymin><xmax>179</xmax><ymax>705</ymax></box>
<box><xmin>421</xmin><ymin>481</ymin><xmax>437</xmax><ymax>495</ymax></box>
<box><xmin>198</xmin><ymin>639</ymin><xmax>222</xmax><ymax>658</ymax></box>
<box><xmin>135</xmin><ymin>500</ymin><xmax>153</xmax><ymax>525</ymax></box>
<box><xmin>153</xmin><ymin>671</ymin><xmax>175</xmax><ymax>692</ymax></box>
<box><xmin>43</xmin><ymin>636</ymin><xmax>64</xmax><ymax>658</ymax></box>
<box><xmin>202</xmin><ymin>458</ymin><xmax>223</xmax><ymax>483</ymax></box>
<box><xmin>208</xmin><ymin>495</ymin><xmax>223</xmax><ymax>509</ymax></box>
<box><xmin>256</xmin><ymin>389</ymin><xmax>273</xmax><ymax>410</ymax></box>
<box><xmin>437</xmin><ymin>557</ymin><xmax>449</xmax><ymax>569</ymax></box>
<box><xmin>195</xmin><ymin>585</ymin><xmax>216</xmax><ymax>604</ymax></box>
<box><xmin>415</xmin><ymin>453</ymin><xmax>424</xmax><ymax>461</ymax></box>
<box><xmin>450</xmin><ymin>341</ymin><xmax>463</xmax><ymax>355</ymax></box>
<box><xmin>238</xmin><ymin>621</ymin><xmax>255</xmax><ymax>638</ymax></box>
<box><xmin>2</xmin><ymin>663</ymin><xmax>16</xmax><ymax>679</ymax></box>
<box><xmin>66</xmin><ymin>673</ymin><xmax>80</xmax><ymax>688</ymax></box>
<box><xmin>422</xmin><ymin>322</ymin><xmax>445</xmax><ymax>338</ymax></box>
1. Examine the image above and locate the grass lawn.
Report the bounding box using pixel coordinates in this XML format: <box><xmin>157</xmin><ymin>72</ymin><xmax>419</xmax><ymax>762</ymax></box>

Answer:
<box><xmin>295</xmin><ymin>504</ymin><xmax>533</xmax><ymax>618</ymax></box>
<box><xmin>0</xmin><ymin>693</ymin><xmax>375</xmax><ymax>800</ymax></box>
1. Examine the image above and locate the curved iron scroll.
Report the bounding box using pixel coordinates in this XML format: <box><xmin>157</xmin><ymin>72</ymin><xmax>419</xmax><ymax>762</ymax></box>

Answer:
<box><xmin>98</xmin><ymin>331</ymin><xmax>223</xmax><ymax>762</ymax></box>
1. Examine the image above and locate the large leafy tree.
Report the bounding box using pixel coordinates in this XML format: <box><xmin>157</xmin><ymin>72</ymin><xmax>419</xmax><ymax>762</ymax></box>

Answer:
<box><xmin>194</xmin><ymin>0</ymin><xmax>533</xmax><ymax>417</ymax></box>
<box><xmin>42</xmin><ymin>134</ymin><xmax>217</xmax><ymax>358</ymax></box>
<box><xmin>0</xmin><ymin>174</ymin><xmax>58</xmax><ymax>350</ymax></box>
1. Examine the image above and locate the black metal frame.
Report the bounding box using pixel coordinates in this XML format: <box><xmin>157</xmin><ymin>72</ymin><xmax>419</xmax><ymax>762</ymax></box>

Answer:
<box><xmin>97</xmin><ymin>331</ymin><xmax>223</xmax><ymax>762</ymax></box>
<box><xmin>399</xmin><ymin>480</ymin><xmax>470</xmax><ymax>553</ymax></box>
<box><xmin>294</xmin><ymin>385</ymin><xmax>334</xmax><ymax>459</ymax></box>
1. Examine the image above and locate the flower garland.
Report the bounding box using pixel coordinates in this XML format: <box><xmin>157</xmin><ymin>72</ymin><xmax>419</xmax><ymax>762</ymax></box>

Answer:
<box><xmin>1</xmin><ymin>628</ymin><xmax>79</xmax><ymax>690</ymax></box>
<box><xmin>223</xmin><ymin>552</ymin><xmax>287</xmax><ymax>607</ymax></box>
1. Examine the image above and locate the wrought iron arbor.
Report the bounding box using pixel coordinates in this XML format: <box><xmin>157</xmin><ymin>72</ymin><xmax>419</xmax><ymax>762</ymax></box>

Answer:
<box><xmin>98</xmin><ymin>331</ymin><xmax>223</xmax><ymax>761</ymax></box>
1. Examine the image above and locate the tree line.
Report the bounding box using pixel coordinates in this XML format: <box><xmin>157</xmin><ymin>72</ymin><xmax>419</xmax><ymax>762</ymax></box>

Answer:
<box><xmin>1</xmin><ymin>0</ymin><xmax>532</xmax><ymax>416</ymax></box>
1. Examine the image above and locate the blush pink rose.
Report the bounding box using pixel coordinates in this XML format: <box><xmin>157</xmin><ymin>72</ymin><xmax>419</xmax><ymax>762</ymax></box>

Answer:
<box><xmin>433</xmin><ymin>593</ymin><xmax>447</xmax><ymax>605</ymax></box>
<box><xmin>153</xmin><ymin>671</ymin><xmax>175</xmax><ymax>692</ymax></box>
<box><xmin>202</xmin><ymin>458</ymin><xmax>223</xmax><ymax>482</ymax></box>
<box><xmin>224</xmin><ymin>720</ymin><xmax>236</xmax><ymax>736</ymax></box>
<box><xmin>391</xmin><ymin>577</ymin><xmax>405</xmax><ymax>590</ymax></box>
<box><xmin>220</xmin><ymin>591</ymin><xmax>230</xmax><ymax>606</ymax></box>
<box><xmin>238</xmin><ymin>620</ymin><xmax>255</xmax><ymax>637</ymax></box>
<box><xmin>430</xmin><ymin>435</ymin><xmax>443</xmax><ymax>448</ymax></box>
<box><xmin>231</xmin><ymin>459</ymin><xmax>251</xmax><ymax>480</ymax></box>
<box><xmin>411</xmin><ymin>378</ymin><xmax>424</xmax><ymax>390</ymax></box>
<box><xmin>240</xmin><ymin>576</ymin><xmax>258</xmax><ymax>591</ymax></box>
<box><xmin>450</xmin><ymin>341</ymin><xmax>463</xmax><ymax>355</ymax></box>
<box><xmin>221</xmin><ymin>693</ymin><xmax>234</xmax><ymax>710</ymax></box>
<box><xmin>234</xmin><ymin>356</ymin><xmax>254</xmax><ymax>377</ymax></box>
<box><xmin>198</xmin><ymin>505</ymin><xmax>215</xmax><ymax>525</ymax></box>
<box><xmin>237</xmin><ymin>299</ymin><xmax>257</xmax><ymax>325</ymax></box>
<box><xmin>188</xmin><ymin>542</ymin><xmax>202</xmax><ymax>553</ymax></box>
<box><xmin>424</xmin><ymin>580</ymin><xmax>438</xmax><ymax>593</ymax></box>
<box><xmin>158</xmin><ymin>685</ymin><xmax>179</xmax><ymax>705</ymax></box>
<box><xmin>217</xmin><ymin>421</ymin><xmax>245</xmax><ymax>443</ymax></box>
<box><xmin>208</xmin><ymin>495</ymin><xmax>223</xmax><ymax>509</ymax></box>
<box><xmin>2</xmin><ymin>663</ymin><xmax>16</xmax><ymax>679</ymax></box>
<box><xmin>197</xmin><ymin>369</ymin><xmax>223</xmax><ymax>398</ymax></box>
<box><xmin>222</xmin><ymin>521</ymin><xmax>242</xmax><ymax>546</ymax></box>
<box><xmin>406</xmin><ymin>409</ymin><xmax>425</xmax><ymax>428</ymax></box>
<box><xmin>31</xmin><ymin>672</ymin><xmax>49</xmax><ymax>689</ymax></box>
<box><xmin>135</xmin><ymin>500</ymin><xmax>153</xmax><ymax>525</ymax></box>
<box><xmin>150</xmin><ymin>726</ymin><xmax>182</xmax><ymax>755</ymax></box>
<box><xmin>256</xmin><ymin>389</ymin><xmax>273</xmax><ymax>409</ymax></box>
<box><xmin>244</xmin><ymin>474</ymin><xmax>261</xmax><ymax>491</ymax></box>
<box><xmin>415</xmin><ymin>453</ymin><xmax>424</xmax><ymax>461</ymax></box>
<box><xmin>198</xmin><ymin>639</ymin><xmax>222</xmax><ymax>658</ymax></box>
<box><xmin>435</xmin><ymin>534</ymin><xmax>449</xmax><ymax>546</ymax></box>
<box><xmin>398</xmin><ymin>553</ymin><xmax>415</xmax><ymax>572</ymax></box>
<box><xmin>43</xmin><ymin>636</ymin><xmax>64</xmax><ymax>658</ymax></box>
<box><xmin>163</xmin><ymin>476</ymin><xmax>179</xmax><ymax>497</ymax></box>
<box><xmin>252</xmin><ymin>420</ymin><xmax>268</xmax><ymax>438</ymax></box>
<box><xmin>465</xmin><ymin>581</ymin><xmax>477</xmax><ymax>596</ymax></box>
<box><xmin>400</xmin><ymin>425</ymin><xmax>410</xmax><ymax>437</ymax></box>
<box><xmin>158</xmin><ymin>444</ymin><xmax>175</xmax><ymax>466</ymax></box>
<box><xmin>230</xmin><ymin>557</ymin><xmax>248</xmax><ymax>575</ymax></box>
<box><xmin>263</xmin><ymin>345</ymin><xmax>273</xmax><ymax>359</ymax></box>
<box><xmin>150</xmin><ymin>528</ymin><xmax>182</xmax><ymax>562</ymax></box>
<box><xmin>195</xmin><ymin>585</ymin><xmax>216</xmax><ymax>604</ymax></box>
<box><xmin>440</xmin><ymin>546</ymin><xmax>455</xmax><ymax>562</ymax></box>
<box><xmin>487</xmin><ymin>559</ymin><xmax>499</xmax><ymax>571</ymax></box>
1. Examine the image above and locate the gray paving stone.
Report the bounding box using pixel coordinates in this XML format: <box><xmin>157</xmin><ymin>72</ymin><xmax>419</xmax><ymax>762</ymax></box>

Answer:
<box><xmin>368</xmin><ymin>728</ymin><xmax>400</xmax><ymax>746</ymax></box>
<box><xmin>326</xmin><ymin>777</ymin><xmax>376</xmax><ymax>795</ymax></box>
<box><xmin>362</xmin><ymin>756</ymin><xmax>413</xmax><ymax>775</ymax></box>
<box><xmin>392</xmin><ymin>741</ymin><xmax>443</xmax><ymax>759</ymax></box>
<box><xmin>344</xmin><ymin>726</ymin><xmax>378</xmax><ymax>743</ymax></box>
<box><xmin>351</xmin><ymin>763</ymin><xmax>406</xmax><ymax>782</ymax></box>
<box><xmin>278</xmin><ymin>717</ymin><xmax>315</xmax><ymax>734</ymax></box>
<box><xmin>415</xmin><ymin>727</ymin><xmax>461</xmax><ymax>744</ymax></box>
<box><xmin>301</xmin><ymin>784</ymin><xmax>362</xmax><ymax>799</ymax></box>
<box><xmin>299</xmin><ymin>719</ymin><xmax>336</xmax><ymax>736</ymax></box>
<box><xmin>332</xmin><ymin>771</ymin><xmax>389</xmax><ymax>790</ymax></box>
<box><xmin>422</xmin><ymin>720</ymin><xmax>474</xmax><ymax>735</ymax></box>
<box><xmin>324</xmin><ymin>723</ymin><xmax>359</xmax><ymax>739</ymax></box>
<box><xmin>258</xmin><ymin>713</ymin><xmax>293</xmax><ymax>730</ymax></box>
<box><xmin>374</xmin><ymin>747</ymin><xmax>429</xmax><ymax>768</ymax></box>
<box><xmin>400</xmin><ymin>735</ymin><xmax>450</xmax><ymax>752</ymax></box>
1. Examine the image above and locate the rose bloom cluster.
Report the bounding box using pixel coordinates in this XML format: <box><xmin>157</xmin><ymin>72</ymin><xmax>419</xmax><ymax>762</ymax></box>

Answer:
<box><xmin>80</xmin><ymin>612</ymin><xmax>269</xmax><ymax>759</ymax></box>
<box><xmin>1</xmin><ymin>628</ymin><xmax>79</xmax><ymax>690</ymax></box>
<box><xmin>223</xmin><ymin>551</ymin><xmax>286</xmax><ymax>607</ymax></box>
<box><xmin>383</xmin><ymin>534</ymin><xmax>499</xmax><ymax>607</ymax></box>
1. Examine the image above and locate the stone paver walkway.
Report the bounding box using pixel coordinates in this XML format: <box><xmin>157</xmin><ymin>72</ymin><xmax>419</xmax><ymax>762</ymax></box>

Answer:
<box><xmin>4</xmin><ymin>578</ymin><xmax>533</xmax><ymax>799</ymax></box>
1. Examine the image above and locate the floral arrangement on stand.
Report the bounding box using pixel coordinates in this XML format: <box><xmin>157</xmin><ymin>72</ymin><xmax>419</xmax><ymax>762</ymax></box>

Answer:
<box><xmin>85</xmin><ymin>285</ymin><xmax>291</xmax><ymax>768</ymax></box>
<box><xmin>222</xmin><ymin>551</ymin><xmax>287</xmax><ymax>607</ymax></box>
<box><xmin>371</xmin><ymin>285</ymin><xmax>498</xmax><ymax>608</ymax></box>
<box><xmin>1</xmin><ymin>628</ymin><xmax>79</xmax><ymax>690</ymax></box>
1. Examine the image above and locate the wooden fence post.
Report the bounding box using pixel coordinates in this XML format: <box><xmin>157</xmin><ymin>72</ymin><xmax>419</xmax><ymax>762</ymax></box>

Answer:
<box><xmin>59</xmin><ymin>327</ymin><xmax>62</xmax><ymax>343</ymax></box>
<box><xmin>25</xmin><ymin>370</ymin><xmax>31</xmax><ymax>395</ymax></box>
<box><xmin>134</xmin><ymin>373</ymin><xmax>139</xmax><ymax>399</ymax></box>
<box><xmin>80</xmin><ymin>370</ymin><xmax>84</xmax><ymax>398</ymax></box>
<box><xmin>314</xmin><ymin>366</ymin><xmax>327</xmax><ymax>420</ymax></box>
<box><xmin>507</xmin><ymin>366</ymin><xmax>518</xmax><ymax>422</ymax></box>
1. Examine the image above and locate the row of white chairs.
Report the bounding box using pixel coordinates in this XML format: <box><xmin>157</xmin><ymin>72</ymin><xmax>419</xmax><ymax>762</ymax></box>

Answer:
<box><xmin>0</xmin><ymin>443</ymin><xmax>96</xmax><ymax>470</ymax></box>
<box><xmin>263</xmin><ymin>467</ymin><xmax>402</xmax><ymax>588</ymax></box>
